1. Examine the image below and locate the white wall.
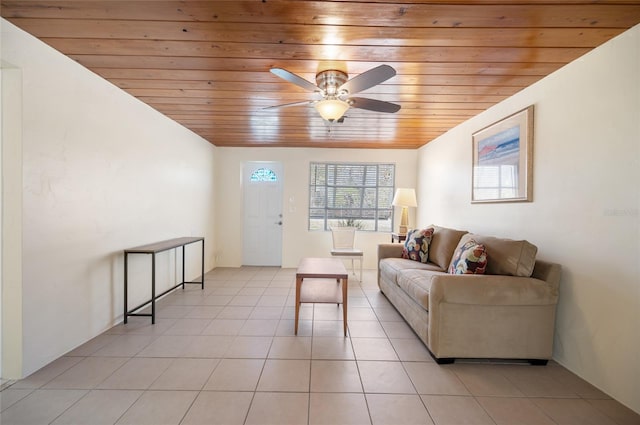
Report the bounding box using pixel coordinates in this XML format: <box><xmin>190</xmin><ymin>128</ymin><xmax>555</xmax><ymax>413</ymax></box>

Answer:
<box><xmin>215</xmin><ymin>147</ymin><xmax>418</xmax><ymax>268</ymax></box>
<box><xmin>1</xmin><ymin>20</ymin><xmax>218</xmax><ymax>377</ymax></box>
<box><xmin>416</xmin><ymin>25</ymin><xmax>640</xmax><ymax>413</ymax></box>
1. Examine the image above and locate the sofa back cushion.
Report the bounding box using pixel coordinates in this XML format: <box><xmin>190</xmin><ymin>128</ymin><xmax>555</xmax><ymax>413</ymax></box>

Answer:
<box><xmin>427</xmin><ymin>225</ymin><xmax>468</xmax><ymax>270</ymax></box>
<box><xmin>460</xmin><ymin>233</ymin><xmax>538</xmax><ymax>277</ymax></box>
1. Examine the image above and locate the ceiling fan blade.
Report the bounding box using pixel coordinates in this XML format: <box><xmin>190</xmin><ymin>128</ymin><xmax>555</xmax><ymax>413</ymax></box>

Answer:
<box><xmin>339</xmin><ymin>65</ymin><xmax>396</xmax><ymax>94</ymax></box>
<box><xmin>270</xmin><ymin>68</ymin><xmax>319</xmax><ymax>92</ymax></box>
<box><xmin>348</xmin><ymin>97</ymin><xmax>401</xmax><ymax>113</ymax></box>
<box><xmin>262</xmin><ymin>100</ymin><xmax>312</xmax><ymax>110</ymax></box>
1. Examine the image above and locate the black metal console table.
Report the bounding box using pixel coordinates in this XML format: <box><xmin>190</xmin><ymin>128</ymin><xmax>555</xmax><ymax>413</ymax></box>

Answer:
<box><xmin>124</xmin><ymin>236</ymin><xmax>204</xmax><ymax>324</ymax></box>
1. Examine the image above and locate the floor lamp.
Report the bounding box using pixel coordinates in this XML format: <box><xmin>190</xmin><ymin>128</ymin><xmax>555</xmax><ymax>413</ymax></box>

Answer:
<box><xmin>392</xmin><ymin>188</ymin><xmax>417</xmax><ymax>235</ymax></box>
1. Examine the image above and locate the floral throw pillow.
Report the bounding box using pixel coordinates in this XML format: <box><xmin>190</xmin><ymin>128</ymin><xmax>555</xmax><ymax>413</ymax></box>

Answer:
<box><xmin>448</xmin><ymin>239</ymin><xmax>488</xmax><ymax>274</ymax></box>
<box><xmin>402</xmin><ymin>227</ymin><xmax>435</xmax><ymax>263</ymax></box>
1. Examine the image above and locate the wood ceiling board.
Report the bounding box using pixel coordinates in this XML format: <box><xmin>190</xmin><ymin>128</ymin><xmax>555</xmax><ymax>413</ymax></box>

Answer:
<box><xmin>3</xmin><ymin>0</ymin><xmax>640</xmax><ymax>149</ymax></box>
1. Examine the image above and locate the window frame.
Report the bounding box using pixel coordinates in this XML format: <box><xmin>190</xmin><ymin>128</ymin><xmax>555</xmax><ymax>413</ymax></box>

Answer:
<box><xmin>308</xmin><ymin>162</ymin><xmax>395</xmax><ymax>232</ymax></box>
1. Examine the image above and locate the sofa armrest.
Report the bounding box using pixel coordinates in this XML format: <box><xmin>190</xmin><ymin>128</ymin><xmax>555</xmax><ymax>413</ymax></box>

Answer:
<box><xmin>428</xmin><ymin>274</ymin><xmax>559</xmax><ymax>307</ymax></box>
<box><xmin>378</xmin><ymin>243</ymin><xmax>404</xmax><ymax>261</ymax></box>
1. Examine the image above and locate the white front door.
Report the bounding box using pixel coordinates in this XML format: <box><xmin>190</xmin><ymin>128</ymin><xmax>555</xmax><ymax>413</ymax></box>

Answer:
<box><xmin>242</xmin><ymin>162</ymin><xmax>283</xmax><ymax>266</ymax></box>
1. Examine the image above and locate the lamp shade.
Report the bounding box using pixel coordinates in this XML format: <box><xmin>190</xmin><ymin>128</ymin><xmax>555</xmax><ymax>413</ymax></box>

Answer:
<box><xmin>315</xmin><ymin>98</ymin><xmax>350</xmax><ymax>122</ymax></box>
<box><xmin>392</xmin><ymin>188</ymin><xmax>417</xmax><ymax>207</ymax></box>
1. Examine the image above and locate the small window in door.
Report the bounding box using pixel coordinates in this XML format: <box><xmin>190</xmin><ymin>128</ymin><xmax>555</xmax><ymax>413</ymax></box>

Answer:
<box><xmin>250</xmin><ymin>168</ymin><xmax>278</xmax><ymax>182</ymax></box>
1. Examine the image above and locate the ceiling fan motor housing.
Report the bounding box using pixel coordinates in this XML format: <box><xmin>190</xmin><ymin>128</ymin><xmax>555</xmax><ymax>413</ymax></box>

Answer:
<box><xmin>316</xmin><ymin>70</ymin><xmax>349</xmax><ymax>96</ymax></box>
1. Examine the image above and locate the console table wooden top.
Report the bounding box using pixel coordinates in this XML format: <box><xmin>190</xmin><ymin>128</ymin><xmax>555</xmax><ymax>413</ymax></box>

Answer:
<box><xmin>125</xmin><ymin>236</ymin><xmax>204</xmax><ymax>254</ymax></box>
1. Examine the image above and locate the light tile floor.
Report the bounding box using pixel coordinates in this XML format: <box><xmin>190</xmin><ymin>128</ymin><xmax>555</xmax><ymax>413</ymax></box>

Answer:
<box><xmin>2</xmin><ymin>267</ymin><xmax>639</xmax><ymax>425</ymax></box>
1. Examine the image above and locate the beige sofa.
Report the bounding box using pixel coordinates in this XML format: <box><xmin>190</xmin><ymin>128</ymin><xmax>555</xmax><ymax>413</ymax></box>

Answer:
<box><xmin>378</xmin><ymin>225</ymin><xmax>561</xmax><ymax>364</ymax></box>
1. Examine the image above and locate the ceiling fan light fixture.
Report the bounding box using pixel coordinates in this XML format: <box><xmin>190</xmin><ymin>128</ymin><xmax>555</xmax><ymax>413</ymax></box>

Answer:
<box><xmin>315</xmin><ymin>98</ymin><xmax>350</xmax><ymax>122</ymax></box>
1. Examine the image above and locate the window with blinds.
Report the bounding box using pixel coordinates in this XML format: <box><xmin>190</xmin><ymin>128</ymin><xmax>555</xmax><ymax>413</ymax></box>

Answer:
<box><xmin>309</xmin><ymin>162</ymin><xmax>395</xmax><ymax>231</ymax></box>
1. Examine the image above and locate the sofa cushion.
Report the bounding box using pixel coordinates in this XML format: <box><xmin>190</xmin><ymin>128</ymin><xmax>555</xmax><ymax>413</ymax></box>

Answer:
<box><xmin>396</xmin><ymin>269</ymin><xmax>445</xmax><ymax>311</ymax></box>
<box><xmin>379</xmin><ymin>258</ymin><xmax>443</xmax><ymax>288</ymax></box>
<box><xmin>402</xmin><ymin>227</ymin><xmax>434</xmax><ymax>263</ymax></box>
<box><xmin>460</xmin><ymin>233</ymin><xmax>537</xmax><ymax>277</ymax></box>
<box><xmin>448</xmin><ymin>239</ymin><xmax>487</xmax><ymax>274</ymax></box>
<box><xmin>427</xmin><ymin>226</ymin><xmax>468</xmax><ymax>270</ymax></box>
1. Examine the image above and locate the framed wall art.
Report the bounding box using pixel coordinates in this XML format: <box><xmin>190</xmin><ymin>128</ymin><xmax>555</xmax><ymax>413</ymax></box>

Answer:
<box><xmin>472</xmin><ymin>105</ymin><xmax>534</xmax><ymax>203</ymax></box>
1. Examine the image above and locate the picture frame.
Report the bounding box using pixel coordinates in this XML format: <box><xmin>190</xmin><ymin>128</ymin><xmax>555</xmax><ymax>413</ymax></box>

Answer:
<box><xmin>472</xmin><ymin>105</ymin><xmax>534</xmax><ymax>203</ymax></box>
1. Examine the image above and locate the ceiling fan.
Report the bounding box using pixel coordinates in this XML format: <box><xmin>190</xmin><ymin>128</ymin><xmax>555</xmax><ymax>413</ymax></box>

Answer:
<box><xmin>265</xmin><ymin>65</ymin><xmax>401</xmax><ymax>122</ymax></box>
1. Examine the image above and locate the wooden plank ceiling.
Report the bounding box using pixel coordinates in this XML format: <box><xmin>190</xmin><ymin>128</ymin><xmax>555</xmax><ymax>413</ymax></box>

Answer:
<box><xmin>2</xmin><ymin>1</ymin><xmax>640</xmax><ymax>149</ymax></box>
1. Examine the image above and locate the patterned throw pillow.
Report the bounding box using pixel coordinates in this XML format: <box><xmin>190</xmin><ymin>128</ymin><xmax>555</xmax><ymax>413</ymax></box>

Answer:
<box><xmin>448</xmin><ymin>239</ymin><xmax>488</xmax><ymax>274</ymax></box>
<box><xmin>402</xmin><ymin>227</ymin><xmax>435</xmax><ymax>263</ymax></box>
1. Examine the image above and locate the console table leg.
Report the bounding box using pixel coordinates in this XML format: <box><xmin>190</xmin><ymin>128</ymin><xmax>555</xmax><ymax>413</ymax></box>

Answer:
<box><xmin>151</xmin><ymin>254</ymin><xmax>156</xmax><ymax>325</ymax></box>
<box><xmin>294</xmin><ymin>276</ymin><xmax>302</xmax><ymax>335</ymax></box>
<box><xmin>124</xmin><ymin>253</ymin><xmax>128</xmax><ymax>324</ymax></box>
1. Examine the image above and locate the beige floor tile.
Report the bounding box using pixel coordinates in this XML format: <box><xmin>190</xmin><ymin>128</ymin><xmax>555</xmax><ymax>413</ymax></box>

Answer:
<box><xmin>152</xmin><ymin>305</ymin><xmax>195</xmax><ymax>319</ymax></box>
<box><xmin>202</xmin><ymin>295</ymin><xmax>233</xmax><ymax>306</ymax></box>
<box><xmin>347</xmin><ymin>307</ymin><xmax>378</xmax><ymax>321</ymax></box>
<box><xmin>478</xmin><ymin>396</ymin><xmax>557</xmax><ymax>424</ymax></box>
<box><xmin>201</xmin><ymin>319</ymin><xmax>246</xmax><ymax>335</ymax></box>
<box><xmin>346</xmin><ymin>297</ymin><xmax>371</xmax><ymax>307</ymax></box>
<box><xmin>545</xmin><ymin>365</ymin><xmax>611</xmax><ymax>398</ymax></box>
<box><xmin>245</xmin><ymin>392</ymin><xmax>309</xmax><ymax>425</ymax></box>
<box><xmin>44</xmin><ymin>357</ymin><xmax>129</xmax><ymax>389</ymax></box>
<box><xmin>107</xmin><ymin>317</ymin><xmax>177</xmax><ymax>335</ymax></box>
<box><xmin>181</xmin><ymin>391</ymin><xmax>253</xmax><ymax>425</ymax></box>
<box><xmin>0</xmin><ymin>389</ymin><xmax>34</xmax><ymax>412</ymax></box>
<box><xmin>310</xmin><ymin>360</ymin><xmax>363</xmax><ymax>393</ymax></box>
<box><xmin>92</xmin><ymin>334</ymin><xmax>157</xmax><ymax>357</ymax></box>
<box><xmin>0</xmin><ymin>389</ymin><xmax>87</xmax><ymax>424</ymax></box>
<box><xmin>163</xmin><ymin>318</ymin><xmax>212</xmax><ymax>335</ymax></box>
<box><xmin>586</xmin><ymin>399</ymin><xmax>640</xmax><ymax>425</ymax></box>
<box><xmin>282</xmin><ymin>305</ymin><xmax>313</xmax><ymax>320</ymax></box>
<box><xmin>268</xmin><ymin>336</ymin><xmax>312</xmax><ymax>359</ymax></box>
<box><xmin>277</xmin><ymin>319</ymin><xmax>313</xmax><ymax>336</ymax></box>
<box><xmin>184</xmin><ymin>305</ymin><xmax>223</xmax><ymax>319</ymax></box>
<box><xmin>115</xmin><ymin>390</ymin><xmax>197</xmax><ymax>425</ymax></box>
<box><xmin>380</xmin><ymin>321</ymin><xmax>417</xmax><ymax>339</ymax></box>
<box><xmin>403</xmin><ymin>363</ymin><xmax>470</xmax><ymax>395</ymax></box>
<box><xmin>150</xmin><ymin>358</ymin><xmax>219</xmax><ymax>390</ymax></box>
<box><xmin>203</xmin><ymin>358</ymin><xmax>265</xmax><ymax>391</ymax></box>
<box><xmin>389</xmin><ymin>339</ymin><xmax>434</xmax><ymax>362</ymax></box>
<box><xmin>97</xmin><ymin>357</ymin><xmax>172</xmax><ymax>390</ymax></box>
<box><xmin>258</xmin><ymin>295</ymin><xmax>288</xmax><ymax>307</ymax></box>
<box><xmin>451</xmin><ymin>364</ymin><xmax>524</xmax><ymax>396</ymax></box>
<box><xmin>366</xmin><ymin>394</ymin><xmax>434</xmax><ymax>425</ymax></box>
<box><xmin>212</xmin><ymin>287</ymin><xmax>243</xmax><ymax>295</ymax></box>
<box><xmin>263</xmin><ymin>287</ymin><xmax>291</xmax><ymax>296</ymax></box>
<box><xmin>309</xmin><ymin>393</ymin><xmax>371</xmax><ymax>425</ymax></box>
<box><xmin>244</xmin><ymin>280</ymin><xmax>272</xmax><ymax>288</ymax></box>
<box><xmin>217</xmin><ymin>306</ymin><xmax>254</xmax><ymax>319</ymax></box>
<box><xmin>180</xmin><ymin>335</ymin><xmax>235</xmax><ymax>358</ymax></box>
<box><xmin>500</xmin><ymin>365</ymin><xmax>579</xmax><ymax>398</ymax></box>
<box><xmin>532</xmin><ymin>398</ymin><xmax>619</xmax><ymax>425</ymax></box>
<box><xmin>249</xmin><ymin>306</ymin><xmax>284</xmax><ymax>319</ymax></box>
<box><xmin>228</xmin><ymin>295</ymin><xmax>261</xmax><ymax>306</ymax></box>
<box><xmin>314</xmin><ymin>304</ymin><xmax>344</xmax><ymax>321</ymax></box>
<box><xmin>358</xmin><ymin>360</ymin><xmax>415</xmax><ymax>394</ymax></box>
<box><xmin>50</xmin><ymin>390</ymin><xmax>142</xmax><ymax>425</ymax></box>
<box><xmin>421</xmin><ymin>395</ymin><xmax>495</xmax><ymax>425</ymax></box>
<box><xmin>348</xmin><ymin>321</ymin><xmax>387</xmax><ymax>338</ymax></box>
<box><xmin>239</xmin><ymin>287</ymin><xmax>267</xmax><ymax>296</ymax></box>
<box><xmin>225</xmin><ymin>336</ymin><xmax>273</xmax><ymax>358</ymax></box>
<box><xmin>351</xmin><ymin>337</ymin><xmax>399</xmax><ymax>360</ymax></box>
<box><xmin>372</xmin><ymin>307</ymin><xmax>403</xmax><ymax>322</ymax></box>
<box><xmin>135</xmin><ymin>335</ymin><xmax>195</xmax><ymax>358</ymax></box>
<box><xmin>66</xmin><ymin>334</ymin><xmax>120</xmax><ymax>356</ymax></box>
<box><xmin>313</xmin><ymin>320</ymin><xmax>348</xmax><ymax>337</ymax></box>
<box><xmin>239</xmin><ymin>319</ymin><xmax>280</xmax><ymax>336</ymax></box>
<box><xmin>312</xmin><ymin>336</ymin><xmax>355</xmax><ymax>360</ymax></box>
<box><xmin>257</xmin><ymin>359</ymin><xmax>311</xmax><ymax>392</ymax></box>
<box><xmin>10</xmin><ymin>356</ymin><xmax>84</xmax><ymax>389</ymax></box>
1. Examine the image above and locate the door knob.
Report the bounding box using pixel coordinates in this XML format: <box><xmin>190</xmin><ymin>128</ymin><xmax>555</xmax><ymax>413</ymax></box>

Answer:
<box><xmin>276</xmin><ymin>221</ymin><xmax>283</xmax><ymax>225</ymax></box>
